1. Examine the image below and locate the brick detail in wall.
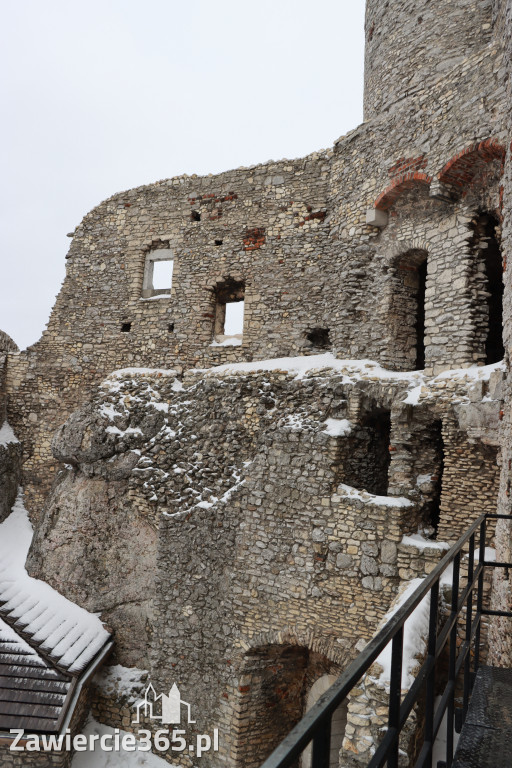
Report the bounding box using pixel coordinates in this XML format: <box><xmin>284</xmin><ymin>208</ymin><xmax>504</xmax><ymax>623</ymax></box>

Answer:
<box><xmin>374</xmin><ymin>172</ymin><xmax>433</xmax><ymax>211</ymax></box>
<box><xmin>243</xmin><ymin>227</ymin><xmax>266</xmax><ymax>251</ymax></box>
<box><xmin>438</xmin><ymin>139</ymin><xmax>506</xmax><ymax>189</ymax></box>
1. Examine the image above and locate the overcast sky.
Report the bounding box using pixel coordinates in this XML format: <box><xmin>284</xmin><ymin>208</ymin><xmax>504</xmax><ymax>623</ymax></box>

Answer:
<box><xmin>0</xmin><ymin>1</ymin><xmax>365</xmax><ymax>351</ymax></box>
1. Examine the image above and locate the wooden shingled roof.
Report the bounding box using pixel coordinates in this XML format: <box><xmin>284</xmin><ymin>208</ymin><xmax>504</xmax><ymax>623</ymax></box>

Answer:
<box><xmin>0</xmin><ymin>496</ymin><xmax>112</xmax><ymax>737</ymax></box>
<box><xmin>0</xmin><ymin>619</ymin><xmax>73</xmax><ymax>734</ymax></box>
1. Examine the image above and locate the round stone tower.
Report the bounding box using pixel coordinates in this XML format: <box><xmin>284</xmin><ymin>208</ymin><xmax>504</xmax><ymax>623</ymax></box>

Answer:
<box><xmin>363</xmin><ymin>0</ymin><xmax>494</xmax><ymax>120</ymax></box>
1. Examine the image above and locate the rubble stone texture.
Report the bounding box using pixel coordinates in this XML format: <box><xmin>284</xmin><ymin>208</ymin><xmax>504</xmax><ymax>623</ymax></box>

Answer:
<box><xmin>1</xmin><ymin>0</ymin><xmax>512</xmax><ymax>765</ymax></box>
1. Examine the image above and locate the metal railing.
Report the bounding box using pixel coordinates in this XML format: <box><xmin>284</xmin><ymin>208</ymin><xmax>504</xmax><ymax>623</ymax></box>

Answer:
<box><xmin>260</xmin><ymin>513</ymin><xmax>512</xmax><ymax>768</ymax></box>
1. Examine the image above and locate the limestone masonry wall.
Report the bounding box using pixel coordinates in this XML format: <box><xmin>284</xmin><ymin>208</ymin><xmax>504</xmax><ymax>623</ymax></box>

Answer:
<box><xmin>2</xmin><ymin>0</ymin><xmax>512</xmax><ymax>765</ymax></box>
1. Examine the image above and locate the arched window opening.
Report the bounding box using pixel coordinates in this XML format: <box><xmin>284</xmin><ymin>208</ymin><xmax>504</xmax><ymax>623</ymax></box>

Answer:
<box><xmin>390</xmin><ymin>249</ymin><xmax>428</xmax><ymax>371</ymax></box>
<box><xmin>212</xmin><ymin>278</ymin><xmax>245</xmax><ymax>345</ymax></box>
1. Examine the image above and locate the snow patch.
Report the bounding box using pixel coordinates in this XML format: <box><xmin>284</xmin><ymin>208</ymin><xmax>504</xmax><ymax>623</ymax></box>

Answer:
<box><xmin>323</xmin><ymin>418</ymin><xmax>352</xmax><ymax>437</ymax></box>
<box><xmin>0</xmin><ymin>421</ymin><xmax>19</xmax><ymax>446</ymax></box>
<box><xmin>375</xmin><ymin>578</ymin><xmax>430</xmax><ymax>688</ymax></box>
<box><xmin>434</xmin><ymin>359</ymin><xmax>505</xmax><ymax>382</ymax></box>
<box><xmin>72</xmin><ymin>718</ymin><xmax>169</xmax><ymax>767</ymax></box>
<box><xmin>106</xmin><ymin>426</ymin><xmax>143</xmax><ymax>437</ymax></box>
<box><xmin>401</xmin><ymin>534</ymin><xmax>450</xmax><ymax>551</ymax></box>
<box><xmin>201</xmin><ymin>353</ymin><xmax>424</xmax><ymax>382</ymax></box>
<box><xmin>283</xmin><ymin>413</ymin><xmax>305</xmax><ymax>431</ymax></box>
<box><xmin>403</xmin><ymin>385</ymin><xmax>423</xmax><ymax>405</ymax></box>
<box><xmin>336</xmin><ymin>484</ymin><xmax>413</xmax><ymax>508</ymax></box>
<box><xmin>210</xmin><ymin>334</ymin><xmax>243</xmax><ymax>347</ymax></box>
<box><xmin>94</xmin><ymin>665</ymin><xmax>147</xmax><ymax>704</ymax></box>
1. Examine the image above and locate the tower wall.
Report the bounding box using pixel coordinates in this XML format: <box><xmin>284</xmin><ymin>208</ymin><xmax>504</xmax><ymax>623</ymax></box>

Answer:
<box><xmin>363</xmin><ymin>0</ymin><xmax>494</xmax><ymax>120</ymax></box>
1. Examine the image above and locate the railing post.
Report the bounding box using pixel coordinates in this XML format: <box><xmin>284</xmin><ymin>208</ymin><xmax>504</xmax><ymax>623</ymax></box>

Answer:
<box><xmin>475</xmin><ymin>517</ymin><xmax>486</xmax><ymax>672</ymax></box>
<box><xmin>463</xmin><ymin>534</ymin><xmax>475</xmax><ymax>719</ymax></box>
<box><xmin>446</xmin><ymin>552</ymin><xmax>460</xmax><ymax>768</ymax></box>
<box><xmin>387</xmin><ymin>627</ymin><xmax>404</xmax><ymax>768</ymax></box>
<box><xmin>311</xmin><ymin>717</ymin><xmax>331</xmax><ymax>768</ymax></box>
<box><xmin>424</xmin><ymin>581</ymin><xmax>439</xmax><ymax>765</ymax></box>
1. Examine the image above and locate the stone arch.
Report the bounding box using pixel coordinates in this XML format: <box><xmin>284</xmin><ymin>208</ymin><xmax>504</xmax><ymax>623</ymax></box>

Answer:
<box><xmin>374</xmin><ymin>172</ymin><xmax>432</xmax><ymax>211</ymax></box>
<box><xmin>384</xmin><ymin>247</ymin><xmax>429</xmax><ymax>371</ymax></box>
<box><xmin>438</xmin><ymin>139</ymin><xmax>505</xmax><ymax>198</ymax></box>
<box><xmin>230</xmin><ymin>628</ymin><xmax>349</xmax><ymax>768</ymax></box>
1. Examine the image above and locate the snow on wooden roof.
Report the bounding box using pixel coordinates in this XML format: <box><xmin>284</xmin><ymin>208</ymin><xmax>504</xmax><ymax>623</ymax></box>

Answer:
<box><xmin>0</xmin><ymin>493</ymin><xmax>111</xmax><ymax>677</ymax></box>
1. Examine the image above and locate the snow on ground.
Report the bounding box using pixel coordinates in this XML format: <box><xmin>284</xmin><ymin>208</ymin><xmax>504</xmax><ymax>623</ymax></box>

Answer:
<box><xmin>336</xmin><ymin>483</ymin><xmax>413</xmax><ymax>508</ymax></box>
<box><xmin>0</xmin><ymin>490</ymin><xmax>110</xmax><ymax>673</ymax></box>
<box><xmin>0</xmin><ymin>420</ymin><xmax>19</xmax><ymax>446</ymax></box>
<box><xmin>72</xmin><ymin>719</ymin><xmax>169</xmax><ymax>768</ymax></box>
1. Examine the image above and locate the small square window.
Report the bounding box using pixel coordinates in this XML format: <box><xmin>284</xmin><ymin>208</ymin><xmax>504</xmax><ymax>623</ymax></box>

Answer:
<box><xmin>142</xmin><ymin>249</ymin><xmax>175</xmax><ymax>298</ymax></box>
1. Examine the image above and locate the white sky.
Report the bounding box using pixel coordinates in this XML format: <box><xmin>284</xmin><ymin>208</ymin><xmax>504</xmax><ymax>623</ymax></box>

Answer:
<box><xmin>0</xmin><ymin>1</ymin><xmax>365</xmax><ymax>351</ymax></box>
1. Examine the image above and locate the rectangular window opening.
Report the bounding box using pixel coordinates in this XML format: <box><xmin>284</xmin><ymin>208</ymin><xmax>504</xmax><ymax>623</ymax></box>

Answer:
<box><xmin>152</xmin><ymin>259</ymin><xmax>174</xmax><ymax>291</ymax></box>
<box><xmin>224</xmin><ymin>300</ymin><xmax>244</xmax><ymax>336</ymax></box>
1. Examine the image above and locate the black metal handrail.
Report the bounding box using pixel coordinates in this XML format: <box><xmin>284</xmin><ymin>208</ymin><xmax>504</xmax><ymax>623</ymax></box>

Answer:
<box><xmin>260</xmin><ymin>512</ymin><xmax>512</xmax><ymax>768</ymax></box>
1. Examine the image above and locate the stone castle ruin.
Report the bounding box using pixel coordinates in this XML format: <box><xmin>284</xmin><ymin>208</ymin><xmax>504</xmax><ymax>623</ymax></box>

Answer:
<box><xmin>1</xmin><ymin>0</ymin><xmax>512</xmax><ymax>765</ymax></box>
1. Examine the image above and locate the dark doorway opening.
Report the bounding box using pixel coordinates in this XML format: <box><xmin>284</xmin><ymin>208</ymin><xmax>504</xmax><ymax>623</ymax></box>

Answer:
<box><xmin>424</xmin><ymin>420</ymin><xmax>444</xmax><ymax>532</ymax></box>
<box><xmin>414</xmin><ymin>260</ymin><xmax>427</xmax><ymax>370</ymax></box>
<box><xmin>483</xmin><ymin>216</ymin><xmax>504</xmax><ymax>364</ymax></box>
<box><xmin>339</xmin><ymin>408</ymin><xmax>391</xmax><ymax>496</ymax></box>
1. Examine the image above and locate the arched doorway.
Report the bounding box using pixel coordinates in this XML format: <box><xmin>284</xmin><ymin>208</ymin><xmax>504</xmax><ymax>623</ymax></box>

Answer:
<box><xmin>300</xmin><ymin>675</ymin><xmax>348</xmax><ymax>768</ymax></box>
<box><xmin>234</xmin><ymin>646</ymin><xmax>343</xmax><ymax>768</ymax></box>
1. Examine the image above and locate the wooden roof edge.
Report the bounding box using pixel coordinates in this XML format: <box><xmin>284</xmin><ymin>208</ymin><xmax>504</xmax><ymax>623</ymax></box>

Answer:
<box><xmin>0</xmin><ymin>638</ymin><xmax>114</xmax><ymax>743</ymax></box>
<box><xmin>0</xmin><ymin>608</ymin><xmax>112</xmax><ymax>679</ymax></box>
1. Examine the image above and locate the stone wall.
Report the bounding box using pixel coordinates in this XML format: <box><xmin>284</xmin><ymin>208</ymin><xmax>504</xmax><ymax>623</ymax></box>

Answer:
<box><xmin>488</xmin><ymin>0</ymin><xmax>512</xmax><ymax>668</ymax></box>
<box><xmin>2</xmin><ymin>0</ymin><xmax>512</xmax><ymax>764</ymax></box>
<box><xmin>0</xmin><ymin>349</ymin><xmax>22</xmax><ymax>523</ymax></box>
<box><xmin>24</xmin><ymin>357</ymin><xmax>503</xmax><ymax>766</ymax></box>
<box><xmin>4</xmin><ymin>0</ymin><xmax>509</xmax><ymax>519</ymax></box>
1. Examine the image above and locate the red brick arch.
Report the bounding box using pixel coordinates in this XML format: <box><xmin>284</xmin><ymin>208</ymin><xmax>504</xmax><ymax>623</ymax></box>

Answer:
<box><xmin>374</xmin><ymin>172</ymin><xmax>433</xmax><ymax>211</ymax></box>
<box><xmin>438</xmin><ymin>139</ymin><xmax>505</xmax><ymax>190</ymax></box>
